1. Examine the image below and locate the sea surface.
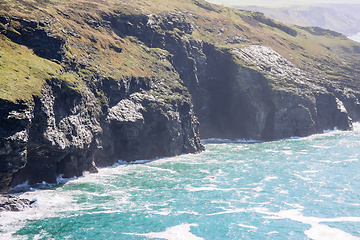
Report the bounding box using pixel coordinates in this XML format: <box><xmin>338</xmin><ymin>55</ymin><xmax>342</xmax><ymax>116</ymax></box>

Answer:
<box><xmin>1</xmin><ymin>124</ymin><xmax>360</xmax><ymax>240</ymax></box>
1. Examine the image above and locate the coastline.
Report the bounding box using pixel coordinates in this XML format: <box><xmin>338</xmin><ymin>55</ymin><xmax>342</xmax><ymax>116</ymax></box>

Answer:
<box><xmin>2</xmin><ymin>122</ymin><xmax>359</xmax><ymax>213</ymax></box>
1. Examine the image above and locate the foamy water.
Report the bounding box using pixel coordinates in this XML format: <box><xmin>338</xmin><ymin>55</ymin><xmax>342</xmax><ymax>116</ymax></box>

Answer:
<box><xmin>1</xmin><ymin>124</ymin><xmax>360</xmax><ymax>239</ymax></box>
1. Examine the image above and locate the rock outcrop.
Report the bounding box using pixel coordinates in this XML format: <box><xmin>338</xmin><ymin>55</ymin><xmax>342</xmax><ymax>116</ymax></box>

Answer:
<box><xmin>0</xmin><ymin>195</ymin><xmax>34</xmax><ymax>212</ymax></box>
<box><xmin>4</xmin><ymin>72</ymin><xmax>203</xmax><ymax>192</ymax></box>
<box><xmin>109</xmin><ymin>12</ymin><xmax>360</xmax><ymax>140</ymax></box>
<box><xmin>0</xmin><ymin>101</ymin><xmax>31</xmax><ymax>193</ymax></box>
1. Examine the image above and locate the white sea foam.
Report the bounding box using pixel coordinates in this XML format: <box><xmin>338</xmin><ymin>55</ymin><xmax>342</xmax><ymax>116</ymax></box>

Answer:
<box><xmin>238</xmin><ymin>223</ymin><xmax>258</xmax><ymax>230</ymax></box>
<box><xmin>124</xmin><ymin>223</ymin><xmax>204</xmax><ymax>240</ymax></box>
<box><xmin>311</xmin><ymin>145</ymin><xmax>332</xmax><ymax>149</ymax></box>
<box><xmin>144</xmin><ymin>166</ymin><xmax>179</xmax><ymax>174</ymax></box>
<box><xmin>9</xmin><ymin>181</ymin><xmax>31</xmax><ymax>193</ymax></box>
<box><xmin>201</xmin><ymin>138</ymin><xmax>231</xmax><ymax>144</ymax></box>
<box><xmin>56</xmin><ymin>174</ymin><xmax>79</xmax><ymax>184</ymax></box>
<box><xmin>0</xmin><ymin>188</ymin><xmax>76</xmax><ymax>238</ymax></box>
<box><xmin>302</xmin><ymin>170</ymin><xmax>319</xmax><ymax>173</ymax></box>
<box><xmin>201</xmin><ymin>138</ymin><xmax>258</xmax><ymax>144</ymax></box>
<box><xmin>282</xmin><ymin>150</ymin><xmax>293</xmax><ymax>155</ymax></box>
<box><xmin>152</xmin><ymin>209</ymin><xmax>172</xmax><ymax>216</ymax></box>
<box><xmin>175</xmin><ymin>210</ymin><xmax>200</xmax><ymax>216</ymax></box>
<box><xmin>258</xmin><ymin>206</ymin><xmax>360</xmax><ymax>240</ymax></box>
<box><xmin>206</xmin><ymin>208</ymin><xmax>246</xmax><ymax>216</ymax></box>
<box><xmin>2</xmin><ymin>125</ymin><xmax>360</xmax><ymax>239</ymax></box>
<box><xmin>279</xmin><ymin>190</ymin><xmax>289</xmax><ymax>194</ymax></box>
<box><xmin>293</xmin><ymin>173</ymin><xmax>312</xmax><ymax>181</ymax></box>
<box><xmin>263</xmin><ymin>176</ymin><xmax>278</xmax><ymax>181</ymax></box>
<box><xmin>354</xmin><ymin>122</ymin><xmax>360</xmax><ymax>131</ymax></box>
<box><xmin>253</xmin><ymin>186</ymin><xmax>263</xmax><ymax>192</ymax></box>
<box><xmin>305</xmin><ymin>224</ymin><xmax>360</xmax><ymax>240</ymax></box>
<box><xmin>320</xmin><ymin>194</ymin><xmax>334</xmax><ymax>198</ymax></box>
<box><xmin>323</xmin><ymin>129</ymin><xmax>336</xmax><ymax>133</ymax></box>
<box><xmin>264</xmin><ymin>149</ymin><xmax>279</xmax><ymax>153</ymax></box>
<box><xmin>185</xmin><ymin>184</ymin><xmax>236</xmax><ymax>192</ymax></box>
<box><xmin>116</xmin><ymin>159</ymin><xmax>154</xmax><ymax>165</ymax></box>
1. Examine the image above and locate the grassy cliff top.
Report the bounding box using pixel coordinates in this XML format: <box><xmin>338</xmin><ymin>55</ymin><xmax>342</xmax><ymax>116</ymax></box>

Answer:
<box><xmin>1</xmin><ymin>0</ymin><xmax>360</xmax><ymax>102</ymax></box>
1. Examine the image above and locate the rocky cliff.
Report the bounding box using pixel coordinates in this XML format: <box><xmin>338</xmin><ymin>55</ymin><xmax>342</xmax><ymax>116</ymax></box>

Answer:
<box><xmin>1</xmin><ymin>0</ymin><xmax>360</xmax><ymax>193</ymax></box>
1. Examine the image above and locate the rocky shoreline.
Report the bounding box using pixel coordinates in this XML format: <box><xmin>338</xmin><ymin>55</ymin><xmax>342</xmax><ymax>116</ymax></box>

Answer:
<box><xmin>1</xmin><ymin>0</ymin><xmax>360</xmax><ymax>196</ymax></box>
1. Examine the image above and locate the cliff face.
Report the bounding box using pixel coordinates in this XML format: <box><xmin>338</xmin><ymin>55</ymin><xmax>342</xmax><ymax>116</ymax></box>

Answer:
<box><xmin>7</xmin><ymin>75</ymin><xmax>202</xmax><ymax>190</ymax></box>
<box><xmin>103</xmin><ymin>11</ymin><xmax>360</xmax><ymax>140</ymax></box>
<box><xmin>1</xmin><ymin>0</ymin><xmax>360</xmax><ymax>193</ymax></box>
<box><xmin>0</xmin><ymin>12</ymin><xmax>204</xmax><ymax>192</ymax></box>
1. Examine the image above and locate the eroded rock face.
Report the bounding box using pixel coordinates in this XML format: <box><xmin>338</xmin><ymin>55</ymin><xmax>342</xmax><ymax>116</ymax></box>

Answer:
<box><xmin>10</xmin><ymin>81</ymin><xmax>102</xmax><ymax>187</ymax></box>
<box><xmin>0</xmin><ymin>101</ymin><xmax>32</xmax><ymax>193</ymax></box>
<box><xmin>5</xmin><ymin>74</ymin><xmax>203</xmax><ymax>191</ymax></box>
<box><xmin>231</xmin><ymin>45</ymin><xmax>354</xmax><ymax>139</ymax></box>
<box><xmin>110</xmin><ymin>12</ymin><xmax>358</xmax><ymax>140</ymax></box>
<box><xmin>95</xmin><ymin>76</ymin><xmax>203</xmax><ymax>166</ymax></box>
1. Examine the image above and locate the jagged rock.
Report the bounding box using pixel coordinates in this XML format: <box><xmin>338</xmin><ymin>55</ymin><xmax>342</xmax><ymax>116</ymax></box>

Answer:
<box><xmin>112</xmin><ymin>14</ymin><xmax>359</xmax><ymax>140</ymax></box>
<box><xmin>0</xmin><ymin>195</ymin><xmax>34</xmax><ymax>212</ymax></box>
<box><xmin>10</xmin><ymin>81</ymin><xmax>103</xmax><ymax>187</ymax></box>
<box><xmin>0</xmin><ymin>100</ymin><xmax>32</xmax><ymax>193</ymax></box>
<box><xmin>95</xmin><ymin>76</ymin><xmax>203</xmax><ymax>166</ymax></box>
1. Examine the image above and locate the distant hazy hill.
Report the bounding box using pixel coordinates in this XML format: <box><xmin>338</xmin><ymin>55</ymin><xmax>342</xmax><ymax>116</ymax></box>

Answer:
<box><xmin>205</xmin><ymin>1</ymin><xmax>360</xmax><ymax>36</ymax></box>
<box><xmin>235</xmin><ymin>4</ymin><xmax>360</xmax><ymax>36</ymax></box>
<box><xmin>206</xmin><ymin>0</ymin><xmax>360</xmax><ymax>6</ymax></box>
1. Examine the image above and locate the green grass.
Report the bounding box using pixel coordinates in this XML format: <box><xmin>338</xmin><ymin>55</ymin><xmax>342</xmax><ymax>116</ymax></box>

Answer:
<box><xmin>0</xmin><ymin>36</ymin><xmax>61</xmax><ymax>102</ymax></box>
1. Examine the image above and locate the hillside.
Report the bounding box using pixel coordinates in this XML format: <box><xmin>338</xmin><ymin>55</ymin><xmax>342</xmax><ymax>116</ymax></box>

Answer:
<box><xmin>1</xmin><ymin>0</ymin><xmax>360</xmax><ymax>193</ymax></box>
<box><xmin>235</xmin><ymin>4</ymin><xmax>360</xmax><ymax>36</ymax></box>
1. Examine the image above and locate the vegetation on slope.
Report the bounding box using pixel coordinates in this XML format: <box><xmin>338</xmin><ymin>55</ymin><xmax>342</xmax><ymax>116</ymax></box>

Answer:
<box><xmin>0</xmin><ymin>0</ymin><xmax>360</xmax><ymax>103</ymax></box>
<box><xmin>0</xmin><ymin>36</ymin><xmax>59</xmax><ymax>102</ymax></box>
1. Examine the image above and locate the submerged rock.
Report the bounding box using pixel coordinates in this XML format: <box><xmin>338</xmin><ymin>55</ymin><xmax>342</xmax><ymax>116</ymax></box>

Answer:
<box><xmin>0</xmin><ymin>195</ymin><xmax>35</xmax><ymax>212</ymax></box>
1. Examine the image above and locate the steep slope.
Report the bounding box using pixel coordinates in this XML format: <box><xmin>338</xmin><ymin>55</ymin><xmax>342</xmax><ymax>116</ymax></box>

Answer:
<box><xmin>233</xmin><ymin>4</ymin><xmax>360</xmax><ymax>36</ymax></box>
<box><xmin>1</xmin><ymin>0</ymin><xmax>360</xmax><ymax>193</ymax></box>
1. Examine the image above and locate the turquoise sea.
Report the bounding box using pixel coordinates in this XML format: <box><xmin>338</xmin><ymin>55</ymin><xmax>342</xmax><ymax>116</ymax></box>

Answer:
<box><xmin>1</xmin><ymin>124</ymin><xmax>360</xmax><ymax>240</ymax></box>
